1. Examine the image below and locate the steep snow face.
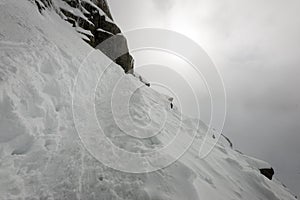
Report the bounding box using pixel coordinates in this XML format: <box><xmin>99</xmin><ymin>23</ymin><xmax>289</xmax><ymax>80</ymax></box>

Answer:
<box><xmin>0</xmin><ymin>0</ymin><xmax>297</xmax><ymax>200</ymax></box>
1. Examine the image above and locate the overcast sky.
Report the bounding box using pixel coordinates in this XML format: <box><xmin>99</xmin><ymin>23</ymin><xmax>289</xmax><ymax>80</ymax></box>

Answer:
<box><xmin>107</xmin><ymin>0</ymin><xmax>300</xmax><ymax>196</ymax></box>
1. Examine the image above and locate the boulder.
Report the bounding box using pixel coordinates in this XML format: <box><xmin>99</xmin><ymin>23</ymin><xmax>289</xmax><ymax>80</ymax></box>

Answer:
<box><xmin>259</xmin><ymin>168</ymin><xmax>274</xmax><ymax>180</ymax></box>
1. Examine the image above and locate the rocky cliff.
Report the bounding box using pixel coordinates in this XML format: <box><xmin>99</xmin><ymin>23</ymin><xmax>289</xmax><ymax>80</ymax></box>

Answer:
<box><xmin>34</xmin><ymin>0</ymin><xmax>134</xmax><ymax>73</ymax></box>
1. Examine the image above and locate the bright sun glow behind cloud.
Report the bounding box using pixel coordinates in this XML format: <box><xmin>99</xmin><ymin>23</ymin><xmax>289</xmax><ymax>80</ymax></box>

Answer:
<box><xmin>108</xmin><ymin>0</ymin><xmax>300</xmax><ymax>196</ymax></box>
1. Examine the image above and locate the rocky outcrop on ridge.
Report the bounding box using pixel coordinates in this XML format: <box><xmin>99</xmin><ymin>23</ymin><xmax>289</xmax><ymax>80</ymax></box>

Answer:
<box><xmin>259</xmin><ymin>168</ymin><xmax>275</xmax><ymax>180</ymax></box>
<box><xmin>34</xmin><ymin>0</ymin><xmax>134</xmax><ymax>73</ymax></box>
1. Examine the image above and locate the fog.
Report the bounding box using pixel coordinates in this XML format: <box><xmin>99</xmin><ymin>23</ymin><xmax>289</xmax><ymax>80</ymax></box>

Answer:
<box><xmin>108</xmin><ymin>0</ymin><xmax>300</xmax><ymax>196</ymax></box>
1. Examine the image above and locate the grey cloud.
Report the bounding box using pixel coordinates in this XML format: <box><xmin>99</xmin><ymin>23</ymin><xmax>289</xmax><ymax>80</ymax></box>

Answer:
<box><xmin>152</xmin><ymin>0</ymin><xmax>175</xmax><ymax>12</ymax></box>
<box><xmin>107</xmin><ymin>0</ymin><xmax>300</xmax><ymax>196</ymax></box>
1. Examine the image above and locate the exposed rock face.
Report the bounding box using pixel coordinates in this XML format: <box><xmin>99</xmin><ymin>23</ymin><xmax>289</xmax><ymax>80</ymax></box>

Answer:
<box><xmin>90</xmin><ymin>0</ymin><xmax>113</xmax><ymax>20</ymax></box>
<box><xmin>259</xmin><ymin>168</ymin><xmax>275</xmax><ymax>180</ymax></box>
<box><xmin>35</xmin><ymin>0</ymin><xmax>134</xmax><ymax>73</ymax></box>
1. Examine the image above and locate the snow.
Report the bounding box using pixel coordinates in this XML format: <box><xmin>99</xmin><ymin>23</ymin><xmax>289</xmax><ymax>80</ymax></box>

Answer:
<box><xmin>0</xmin><ymin>0</ymin><xmax>297</xmax><ymax>199</ymax></box>
<box><xmin>74</xmin><ymin>27</ymin><xmax>92</xmax><ymax>41</ymax></box>
<box><xmin>97</xmin><ymin>27</ymin><xmax>113</xmax><ymax>35</ymax></box>
<box><xmin>77</xmin><ymin>32</ymin><xmax>91</xmax><ymax>41</ymax></box>
<box><xmin>76</xmin><ymin>27</ymin><xmax>93</xmax><ymax>36</ymax></box>
<box><xmin>79</xmin><ymin>6</ymin><xmax>90</xmax><ymax>15</ymax></box>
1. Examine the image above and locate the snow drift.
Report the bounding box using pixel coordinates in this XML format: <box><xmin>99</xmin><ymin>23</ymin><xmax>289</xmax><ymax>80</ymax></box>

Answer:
<box><xmin>0</xmin><ymin>0</ymin><xmax>297</xmax><ymax>199</ymax></box>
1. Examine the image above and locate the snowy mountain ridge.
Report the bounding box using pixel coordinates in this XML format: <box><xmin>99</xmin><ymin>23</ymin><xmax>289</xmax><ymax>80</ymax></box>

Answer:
<box><xmin>34</xmin><ymin>0</ymin><xmax>133</xmax><ymax>72</ymax></box>
<box><xmin>0</xmin><ymin>0</ymin><xmax>297</xmax><ymax>199</ymax></box>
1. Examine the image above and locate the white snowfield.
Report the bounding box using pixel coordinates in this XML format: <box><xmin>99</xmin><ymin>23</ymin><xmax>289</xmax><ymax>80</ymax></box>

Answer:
<box><xmin>0</xmin><ymin>0</ymin><xmax>297</xmax><ymax>199</ymax></box>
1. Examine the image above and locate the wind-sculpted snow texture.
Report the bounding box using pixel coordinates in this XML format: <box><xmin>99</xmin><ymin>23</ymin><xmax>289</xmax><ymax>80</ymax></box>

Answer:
<box><xmin>0</xmin><ymin>0</ymin><xmax>297</xmax><ymax>199</ymax></box>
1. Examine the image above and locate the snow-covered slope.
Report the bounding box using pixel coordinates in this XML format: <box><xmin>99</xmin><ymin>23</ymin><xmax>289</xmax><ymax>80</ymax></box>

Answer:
<box><xmin>0</xmin><ymin>0</ymin><xmax>297</xmax><ymax>199</ymax></box>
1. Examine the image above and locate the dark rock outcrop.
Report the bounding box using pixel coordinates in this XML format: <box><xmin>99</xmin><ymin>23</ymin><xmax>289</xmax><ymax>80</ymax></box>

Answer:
<box><xmin>34</xmin><ymin>0</ymin><xmax>134</xmax><ymax>73</ymax></box>
<box><xmin>91</xmin><ymin>0</ymin><xmax>113</xmax><ymax>20</ymax></box>
<box><xmin>221</xmin><ymin>134</ymin><xmax>233</xmax><ymax>148</ymax></box>
<box><xmin>259</xmin><ymin>168</ymin><xmax>274</xmax><ymax>180</ymax></box>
